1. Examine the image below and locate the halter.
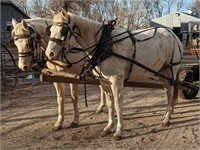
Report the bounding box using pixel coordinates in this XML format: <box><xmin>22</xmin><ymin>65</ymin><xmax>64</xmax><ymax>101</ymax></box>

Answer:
<box><xmin>13</xmin><ymin>25</ymin><xmax>47</xmax><ymax>68</ymax></box>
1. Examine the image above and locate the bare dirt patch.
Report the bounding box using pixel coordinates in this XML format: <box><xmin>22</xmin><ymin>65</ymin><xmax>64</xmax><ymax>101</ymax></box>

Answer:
<box><xmin>1</xmin><ymin>78</ymin><xmax>200</xmax><ymax>149</ymax></box>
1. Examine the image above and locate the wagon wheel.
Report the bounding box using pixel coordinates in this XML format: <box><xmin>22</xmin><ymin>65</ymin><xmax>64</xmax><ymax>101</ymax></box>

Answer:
<box><xmin>178</xmin><ymin>70</ymin><xmax>199</xmax><ymax>99</ymax></box>
<box><xmin>1</xmin><ymin>43</ymin><xmax>18</xmax><ymax>87</ymax></box>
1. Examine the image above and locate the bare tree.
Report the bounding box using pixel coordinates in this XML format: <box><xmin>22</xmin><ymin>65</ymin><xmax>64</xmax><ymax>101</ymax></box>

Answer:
<box><xmin>11</xmin><ymin>0</ymin><xmax>29</xmax><ymax>15</ymax></box>
<box><xmin>17</xmin><ymin>0</ymin><xmax>189</xmax><ymax>29</ymax></box>
<box><xmin>163</xmin><ymin>0</ymin><xmax>177</xmax><ymax>14</ymax></box>
<box><xmin>176</xmin><ymin>0</ymin><xmax>185</xmax><ymax>11</ymax></box>
<box><xmin>48</xmin><ymin>0</ymin><xmax>78</xmax><ymax>14</ymax></box>
<box><xmin>29</xmin><ymin>0</ymin><xmax>49</xmax><ymax>17</ymax></box>
<box><xmin>190</xmin><ymin>0</ymin><xmax>200</xmax><ymax>16</ymax></box>
<box><xmin>152</xmin><ymin>0</ymin><xmax>164</xmax><ymax>17</ymax></box>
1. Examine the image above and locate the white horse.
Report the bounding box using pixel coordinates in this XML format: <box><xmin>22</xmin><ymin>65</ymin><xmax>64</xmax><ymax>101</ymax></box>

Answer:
<box><xmin>45</xmin><ymin>10</ymin><xmax>183</xmax><ymax>140</ymax></box>
<box><xmin>11</xmin><ymin>18</ymin><xmax>106</xmax><ymax>131</ymax></box>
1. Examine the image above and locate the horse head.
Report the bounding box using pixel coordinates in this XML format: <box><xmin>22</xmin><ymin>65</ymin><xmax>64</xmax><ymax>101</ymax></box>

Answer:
<box><xmin>46</xmin><ymin>9</ymin><xmax>82</xmax><ymax>61</ymax></box>
<box><xmin>12</xmin><ymin>18</ymin><xmax>38</xmax><ymax>71</ymax></box>
<box><xmin>12</xmin><ymin>18</ymin><xmax>51</xmax><ymax>71</ymax></box>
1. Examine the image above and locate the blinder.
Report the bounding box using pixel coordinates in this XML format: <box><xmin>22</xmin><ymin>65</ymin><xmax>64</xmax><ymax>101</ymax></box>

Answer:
<box><xmin>46</xmin><ymin>23</ymin><xmax>71</xmax><ymax>37</ymax></box>
<box><xmin>48</xmin><ymin>21</ymin><xmax>84</xmax><ymax>40</ymax></box>
<box><xmin>61</xmin><ymin>24</ymin><xmax>70</xmax><ymax>37</ymax></box>
<box><xmin>14</xmin><ymin>26</ymin><xmax>38</xmax><ymax>58</ymax></box>
<box><xmin>46</xmin><ymin>25</ymin><xmax>52</xmax><ymax>36</ymax></box>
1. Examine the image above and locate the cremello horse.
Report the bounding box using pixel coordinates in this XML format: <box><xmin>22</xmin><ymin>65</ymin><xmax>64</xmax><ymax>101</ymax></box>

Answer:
<box><xmin>11</xmin><ymin>18</ymin><xmax>106</xmax><ymax>131</ymax></box>
<box><xmin>46</xmin><ymin>10</ymin><xmax>183</xmax><ymax>139</ymax></box>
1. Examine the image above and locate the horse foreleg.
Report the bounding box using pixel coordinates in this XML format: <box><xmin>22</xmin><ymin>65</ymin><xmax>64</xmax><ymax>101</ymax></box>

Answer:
<box><xmin>96</xmin><ymin>85</ymin><xmax>106</xmax><ymax>114</ymax></box>
<box><xmin>53</xmin><ymin>82</ymin><xmax>65</xmax><ymax>131</ymax></box>
<box><xmin>110</xmin><ymin>76</ymin><xmax>124</xmax><ymax>140</ymax></box>
<box><xmin>69</xmin><ymin>83</ymin><xmax>79</xmax><ymax>128</ymax></box>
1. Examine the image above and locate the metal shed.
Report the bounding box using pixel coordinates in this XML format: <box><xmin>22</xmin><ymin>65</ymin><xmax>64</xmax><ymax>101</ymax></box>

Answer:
<box><xmin>1</xmin><ymin>0</ymin><xmax>30</xmax><ymax>43</ymax></box>
<box><xmin>150</xmin><ymin>11</ymin><xmax>200</xmax><ymax>29</ymax></box>
<box><xmin>150</xmin><ymin>11</ymin><xmax>200</xmax><ymax>37</ymax></box>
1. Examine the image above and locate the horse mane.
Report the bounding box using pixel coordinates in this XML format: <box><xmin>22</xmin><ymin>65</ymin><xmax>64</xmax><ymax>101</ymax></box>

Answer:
<box><xmin>53</xmin><ymin>11</ymin><xmax>102</xmax><ymax>38</ymax></box>
<box><xmin>69</xmin><ymin>12</ymin><xmax>102</xmax><ymax>35</ymax></box>
<box><xmin>12</xmin><ymin>18</ymin><xmax>52</xmax><ymax>37</ymax></box>
<box><xmin>68</xmin><ymin>12</ymin><xmax>101</xmax><ymax>27</ymax></box>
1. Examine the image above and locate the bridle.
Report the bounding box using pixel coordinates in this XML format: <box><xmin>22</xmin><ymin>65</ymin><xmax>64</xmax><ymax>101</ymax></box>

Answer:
<box><xmin>15</xmin><ymin>27</ymin><xmax>37</xmax><ymax>57</ymax></box>
<box><xmin>13</xmin><ymin>25</ymin><xmax>47</xmax><ymax>68</ymax></box>
<box><xmin>46</xmin><ymin>15</ymin><xmax>83</xmax><ymax>47</ymax></box>
<box><xmin>46</xmin><ymin>16</ymin><xmax>84</xmax><ymax>67</ymax></box>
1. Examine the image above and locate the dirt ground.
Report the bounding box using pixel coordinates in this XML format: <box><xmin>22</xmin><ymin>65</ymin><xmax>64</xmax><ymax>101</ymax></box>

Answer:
<box><xmin>1</xmin><ymin>77</ymin><xmax>200</xmax><ymax>150</ymax></box>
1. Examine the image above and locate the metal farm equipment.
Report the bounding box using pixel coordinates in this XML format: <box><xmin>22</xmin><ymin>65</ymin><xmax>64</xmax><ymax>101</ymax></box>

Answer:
<box><xmin>1</xmin><ymin>43</ymin><xmax>18</xmax><ymax>87</ymax></box>
<box><xmin>178</xmin><ymin>21</ymin><xmax>200</xmax><ymax>99</ymax></box>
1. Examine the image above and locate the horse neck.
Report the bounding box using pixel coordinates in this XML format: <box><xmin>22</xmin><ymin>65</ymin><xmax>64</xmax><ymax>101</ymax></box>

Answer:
<box><xmin>71</xmin><ymin>14</ymin><xmax>102</xmax><ymax>49</ymax></box>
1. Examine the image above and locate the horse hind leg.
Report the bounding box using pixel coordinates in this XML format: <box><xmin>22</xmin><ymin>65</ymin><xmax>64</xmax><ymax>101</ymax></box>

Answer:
<box><xmin>162</xmin><ymin>84</ymin><xmax>174</xmax><ymax>126</ymax></box>
<box><xmin>69</xmin><ymin>83</ymin><xmax>79</xmax><ymax>128</ymax></box>
<box><xmin>52</xmin><ymin>82</ymin><xmax>65</xmax><ymax>131</ymax></box>
<box><xmin>96</xmin><ymin>85</ymin><xmax>106</xmax><ymax>114</ymax></box>
<box><xmin>159</xmin><ymin>67</ymin><xmax>179</xmax><ymax>126</ymax></box>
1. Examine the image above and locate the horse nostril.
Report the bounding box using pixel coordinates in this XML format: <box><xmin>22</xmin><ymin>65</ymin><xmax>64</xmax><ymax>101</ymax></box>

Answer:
<box><xmin>49</xmin><ymin>52</ymin><xmax>55</xmax><ymax>58</ymax></box>
<box><xmin>23</xmin><ymin>66</ymin><xmax>28</xmax><ymax>71</ymax></box>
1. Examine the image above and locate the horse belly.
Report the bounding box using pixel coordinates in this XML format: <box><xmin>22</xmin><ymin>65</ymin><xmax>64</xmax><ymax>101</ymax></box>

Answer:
<box><xmin>128</xmin><ymin>66</ymin><xmax>157</xmax><ymax>81</ymax></box>
<box><xmin>129</xmin><ymin>55</ymin><xmax>165</xmax><ymax>81</ymax></box>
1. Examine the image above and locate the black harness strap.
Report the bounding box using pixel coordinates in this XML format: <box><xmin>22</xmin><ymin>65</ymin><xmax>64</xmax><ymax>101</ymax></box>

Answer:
<box><xmin>79</xmin><ymin>20</ymin><xmax>116</xmax><ymax>78</ymax></box>
<box><xmin>110</xmin><ymin>52</ymin><xmax>173</xmax><ymax>81</ymax></box>
<box><xmin>125</xmin><ymin>31</ymin><xmax>137</xmax><ymax>82</ymax></box>
<box><xmin>157</xmin><ymin>29</ymin><xmax>182</xmax><ymax>85</ymax></box>
<box><xmin>18</xmin><ymin>51</ymin><xmax>34</xmax><ymax>57</ymax></box>
<box><xmin>83</xmin><ymin>75</ymin><xmax>88</xmax><ymax>107</ymax></box>
<box><xmin>112</xmin><ymin>27</ymin><xmax>181</xmax><ymax>84</ymax></box>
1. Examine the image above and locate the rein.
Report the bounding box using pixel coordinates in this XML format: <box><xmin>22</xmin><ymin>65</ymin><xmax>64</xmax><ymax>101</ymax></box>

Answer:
<box><xmin>80</xmin><ymin>19</ymin><xmax>117</xmax><ymax>77</ymax></box>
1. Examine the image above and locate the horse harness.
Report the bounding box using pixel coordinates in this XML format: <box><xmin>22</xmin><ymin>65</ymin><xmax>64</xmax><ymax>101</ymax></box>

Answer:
<box><xmin>13</xmin><ymin>22</ymin><xmax>49</xmax><ymax>68</ymax></box>
<box><xmin>48</xmin><ymin>17</ymin><xmax>182</xmax><ymax>86</ymax></box>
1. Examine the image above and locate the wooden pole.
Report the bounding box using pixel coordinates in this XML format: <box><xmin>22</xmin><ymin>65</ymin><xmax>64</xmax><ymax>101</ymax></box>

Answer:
<box><xmin>40</xmin><ymin>68</ymin><xmax>164</xmax><ymax>89</ymax></box>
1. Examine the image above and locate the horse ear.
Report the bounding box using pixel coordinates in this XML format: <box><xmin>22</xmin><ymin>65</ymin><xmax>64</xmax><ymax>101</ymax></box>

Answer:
<box><xmin>12</xmin><ymin>18</ymin><xmax>18</xmax><ymax>28</ymax></box>
<box><xmin>50</xmin><ymin>10</ymin><xmax>56</xmax><ymax>17</ymax></box>
<box><xmin>61</xmin><ymin>8</ymin><xmax>68</xmax><ymax>18</ymax></box>
<box><xmin>22</xmin><ymin>20</ymin><xmax>28</xmax><ymax>30</ymax></box>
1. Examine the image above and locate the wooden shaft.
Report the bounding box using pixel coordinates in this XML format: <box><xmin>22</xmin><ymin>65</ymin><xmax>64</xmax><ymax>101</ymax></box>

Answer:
<box><xmin>40</xmin><ymin>68</ymin><xmax>164</xmax><ymax>89</ymax></box>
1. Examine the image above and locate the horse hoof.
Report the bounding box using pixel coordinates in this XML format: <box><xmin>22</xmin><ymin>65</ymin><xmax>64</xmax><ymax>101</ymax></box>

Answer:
<box><xmin>96</xmin><ymin>109</ymin><xmax>103</xmax><ymax>114</ymax></box>
<box><xmin>113</xmin><ymin>135</ymin><xmax>122</xmax><ymax>141</ymax></box>
<box><xmin>69</xmin><ymin>122</ymin><xmax>79</xmax><ymax>128</ymax></box>
<box><xmin>162</xmin><ymin>121</ymin><xmax>170</xmax><ymax>127</ymax></box>
<box><xmin>52</xmin><ymin>125</ymin><xmax>62</xmax><ymax>131</ymax></box>
<box><xmin>101</xmin><ymin>130</ymin><xmax>112</xmax><ymax>137</ymax></box>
